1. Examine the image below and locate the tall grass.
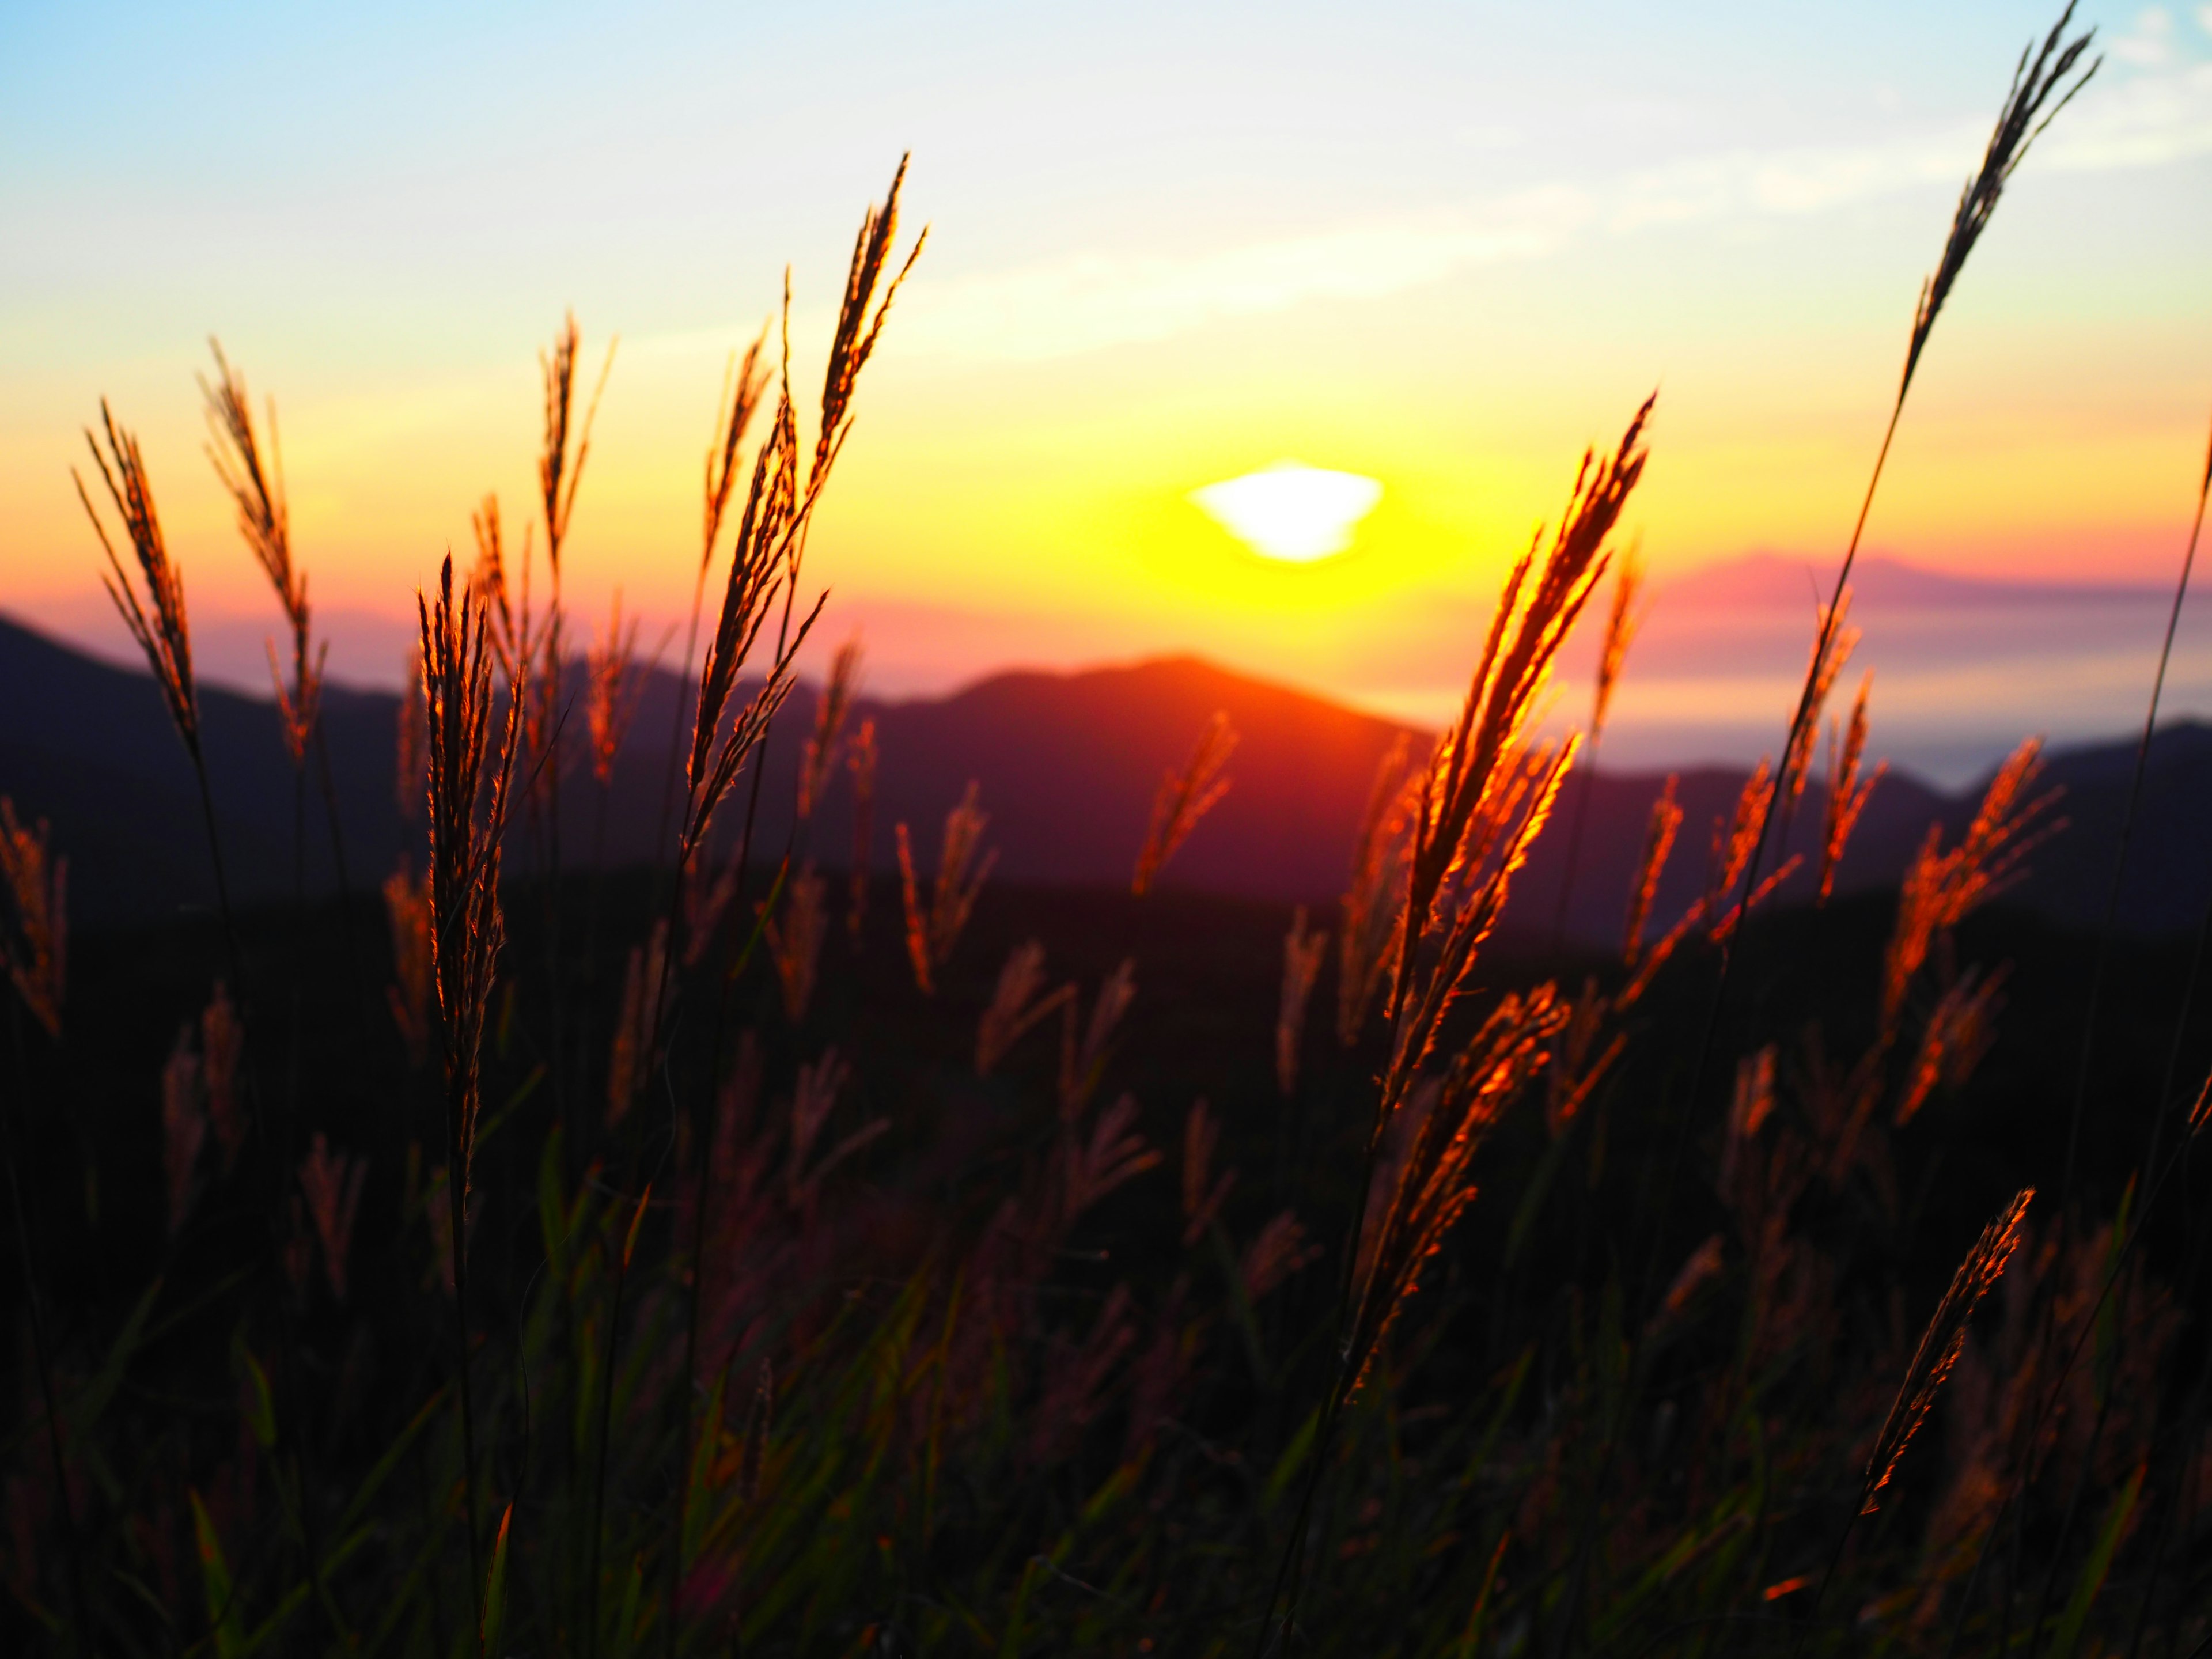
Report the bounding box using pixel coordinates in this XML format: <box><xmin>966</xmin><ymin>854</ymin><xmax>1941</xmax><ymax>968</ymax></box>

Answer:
<box><xmin>3</xmin><ymin>24</ymin><xmax>2208</xmax><ymax>1656</ymax></box>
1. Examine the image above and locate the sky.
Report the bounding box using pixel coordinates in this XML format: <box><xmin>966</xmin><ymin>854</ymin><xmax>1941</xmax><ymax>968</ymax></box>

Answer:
<box><xmin>3</xmin><ymin>1</ymin><xmax>2210</xmax><ymax>777</ymax></box>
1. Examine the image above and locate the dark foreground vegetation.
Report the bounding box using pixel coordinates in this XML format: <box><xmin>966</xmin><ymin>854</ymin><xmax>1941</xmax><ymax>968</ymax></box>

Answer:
<box><xmin>4</xmin><ymin>10</ymin><xmax>2211</xmax><ymax>1653</ymax></box>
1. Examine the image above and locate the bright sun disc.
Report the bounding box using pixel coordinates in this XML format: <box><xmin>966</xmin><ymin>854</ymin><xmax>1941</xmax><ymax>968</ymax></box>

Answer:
<box><xmin>1190</xmin><ymin>462</ymin><xmax>1382</xmax><ymax>563</ymax></box>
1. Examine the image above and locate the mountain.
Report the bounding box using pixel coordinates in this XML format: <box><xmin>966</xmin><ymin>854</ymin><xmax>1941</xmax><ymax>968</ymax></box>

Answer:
<box><xmin>3</xmin><ymin>609</ymin><xmax>2209</xmax><ymax>940</ymax></box>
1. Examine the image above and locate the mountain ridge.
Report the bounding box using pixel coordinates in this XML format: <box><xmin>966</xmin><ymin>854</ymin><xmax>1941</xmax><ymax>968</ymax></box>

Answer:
<box><xmin>5</xmin><ymin>611</ymin><xmax>2209</xmax><ymax>940</ymax></box>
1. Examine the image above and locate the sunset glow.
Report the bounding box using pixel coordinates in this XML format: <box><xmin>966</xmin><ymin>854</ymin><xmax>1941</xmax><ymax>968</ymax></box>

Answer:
<box><xmin>1</xmin><ymin>2</ymin><xmax>2208</xmax><ymax>775</ymax></box>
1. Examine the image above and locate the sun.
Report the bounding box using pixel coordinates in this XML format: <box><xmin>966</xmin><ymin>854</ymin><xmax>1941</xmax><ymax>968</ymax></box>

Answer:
<box><xmin>1190</xmin><ymin>461</ymin><xmax>1383</xmax><ymax>564</ymax></box>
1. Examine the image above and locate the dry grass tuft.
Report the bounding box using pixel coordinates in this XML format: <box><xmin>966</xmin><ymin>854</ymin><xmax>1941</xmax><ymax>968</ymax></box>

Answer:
<box><xmin>1181</xmin><ymin>1099</ymin><xmax>1236</xmax><ymax>1246</ymax></box>
<box><xmin>584</xmin><ymin>591</ymin><xmax>650</xmax><ymax>788</ymax></box>
<box><xmin>298</xmin><ymin>1134</ymin><xmax>367</xmax><ymax>1304</ymax></box>
<box><xmin>1622</xmin><ymin>775</ymin><xmax>1681</xmax><ymax>969</ymax></box>
<box><xmin>0</xmin><ymin>799</ymin><xmax>67</xmax><ymax>1040</ymax></box>
<box><xmin>976</xmin><ymin>941</ymin><xmax>1073</xmax><ymax>1078</ymax></box>
<box><xmin>1881</xmin><ymin>738</ymin><xmax>2059</xmax><ymax>1027</ymax></box>
<box><xmin>382</xmin><ymin>865</ymin><xmax>434</xmax><ymax>1070</ymax></box>
<box><xmin>1592</xmin><ymin>540</ymin><xmax>1643</xmax><ymax>740</ymax></box>
<box><xmin>1819</xmin><ymin>675</ymin><xmax>1884</xmax><ymax>904</ymax></box>
<box><xmin>1133</xmin><ymin>711</ymin><xmax>1239</xmax><ymax>896</ymax></box>
<box><xmin>1275</xmin><ymin>907</ymin><xmax>1328</xmax><ymax>1097</ymax></box>
<box><xmin>847</xmin><ymin>718</ymin><xmax>879</xmax><ymax>943</ymax></box>
<box><xmin>896</xmin><ymin>783</ymin><xmax>995</xmax><ymax>995</ymax></box>
<box><xmin>799</xmin><ymin>637</ymin><xmax>863</xmax><ymax>821</ymax></box>
<box><xmin>763</xmin><ymin>867</ymin><xmax>828</xmax><ymax>1024</ymax></box>
<box><xmin>607</xmin><ymin>920</ymin><xmax>671</xmax><ymax>1128</ymax></box>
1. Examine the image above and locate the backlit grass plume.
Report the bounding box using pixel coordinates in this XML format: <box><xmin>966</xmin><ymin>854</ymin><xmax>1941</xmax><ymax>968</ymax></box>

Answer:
<box><xmin>1262</xmin><ymin>400</ymin><xmax>1653</xmax><ymax>1654</ymax></box>
<box><xmin>1818</xmin><ymin>674</ymin><xmax>1883</xmax><ymax>904</ymax></box>
<box><xmin>897</xmin><ymin>782</ymin><xmax>995</xmax><ymax>995</ymax></box>
<box><xmin>1863</xmin><ymin>1188</ymin><xmax>2035</xmax><ymax>1514</ymax></box>
<box><xmin>417</xmin><ymin>552</ymin><xmax>525</xmax><ymax>1629</ymax></box>
<box><xmin>813</xmin><ymin>153</ymin><xmax>927</xmax><ymax>487</ymax></box>
<box><xmin>1338</xmin><ymin>736</ymin><xmax>1415</xmax><ymax>1045</ymax></box>
<box><xmin>78</xmin><ymin>404</ymin><xmax>198</xmax><ymax>757</ymax></box>
<box><xmin>1719</xmin><ymin>5</ymin><xmax>2096</xmax><ymax>968</ymax></box>
<box><xmin>1133</xmin><ymin>710</ymin><xmax>1238</xmax><ymax>896</ymax></box>
<box><xmin>202</xmin><ymin>340</ymin><xmax>323</xmax><ymax>762</ymax></box>
<box><xmin>1392</xmin><ymin>393</ymin><xmax>1653</xmax><ymax>1018</ymax></box>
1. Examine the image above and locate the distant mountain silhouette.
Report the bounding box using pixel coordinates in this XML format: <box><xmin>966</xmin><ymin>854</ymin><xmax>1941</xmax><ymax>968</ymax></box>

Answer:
<box><xmin>5</xmin><ymin>610</ymin><xmax>2209</xmax><ymax>939</ymax></box>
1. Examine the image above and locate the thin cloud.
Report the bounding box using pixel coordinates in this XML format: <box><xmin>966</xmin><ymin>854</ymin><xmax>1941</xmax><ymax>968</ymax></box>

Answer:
<box><xmin>870</xmin><ymin>59</ymin><xmax>2211</xmax><ymax>366</ymax></box>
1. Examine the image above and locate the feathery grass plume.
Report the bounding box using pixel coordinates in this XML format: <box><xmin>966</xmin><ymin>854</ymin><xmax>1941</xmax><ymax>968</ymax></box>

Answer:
<box><xmin>0</xmin><ymin>800</ymin><xmax>67</xmax><ymax>1040</ymax></box>
<box><xmin>762</xmin><ymin>866</ymin><xmax>827</xmax><ymax>1024</ymax></box>
<box><xmin>846</xmin><ymin>718</ymin><xmax>878</xmax><ymax>941</ymax></box>
<box><xmin>1551</xmin><ymin>545</ymin><xmax>1646</xmax><ymax>946</ymax></box>
<box><xmin>676</xmin><ymin>359</ymin><xmax>821</xmax><ymax>881</ymax></box>
<box><xmin>1722</xmin><ymin>1047</ymin><xmax>1778</xmax><ymax>1199</ymax></box>
<box><xmin>1622</xmin><ymin>774</ymin><xmax>1681</xmax><ymax>969</ymax></box>
<box><xmin>1056</xmin><ymin>1093</ymin><xmax>1162</xmax><ymax>1225</ymax></box>
<box><xmin>584</xmin><ymin>590</ymin><xmax>647</xmax><ymax>788</ymax></box>
<box><xmin>1592</xmin><ymin>539</ymin><xmax>1643</xmax><ymax>738</ymax></box>
<box><xmin>1132</xmin><ymin>710</ymin><xmax>1238</xmax><ymax>896</ymax></box>
<box><xmin>1781</xmin><ymin>589</ymin><xmax>1858</xmax><ymax>816</ymax></box>
<box><xmin>1706</xmin><ymin>760</ymin><xmax>1775</xmax><ymax>932</ymax></box>
<box><xmin>1338</xmin><ymin>736</ymin><xmax>1416</xmax><ymax>1045</ymax></box>
<box><xmin>540</xmin><ymin>314</ymin><xmax>616</xmax><ymax>585</ymax></box>
<box><xmin>202</xmin><ymin>982</ymin><xmax>245</xmax><ymax>1175</ymax></box>
<box><xmin>1260</xmin><ymin>408</ymin><xmax>1650</xmax><ymax>1652</ymax></box>
<box><xmin>297</xmin><ymin>1134</ymin><xmax>366</xmax><ymax>1303</ymax></box>
<box><xmin>679</xmin><ymin>847</ymin><xmax>738</xmax><ymax>968</ymax></box>
<box><xmin>895</xmin><ymin>783</ymin><xmax>996</xmax><ymax>995</ymax></box>
<box><xmin>1819</xmin><ymin>675</ymin><xmax>1884</xmax><ymax>904</ymax></box>
<box><xmin>1862</xmin><ymin>1189</ymin><xmax>2035</xmax><ymax>1514</ymax></box>
<box><xmin>417</xmin><ymin>552</ymin><xmax>524</xmax><ymax>1623</ymax></box>
<box><xmin>383</xmin><ymin>864</ymin><xmax>434</xmax><ymax>1069</ymax></box>
<box><xmin>162</xmin><ymin>1026</ymin><xmax>207</xmax><ymax>1236</ymax></box>
<box><xmin>1546</xmin><ymin>978</ymin><xmax>1625</xmax><ymax>1138</ymax></box>
<box><xmin>1276</xmin><ymin>906</ymin><xmax>1329</xmax><ymax>1097</ymax></box>
<box><xmin>976</xmin><ymin>940</ymin><xmax>1073</xmax><ymax>1077</ymax></box>
<box><xmin>2190</xmin><ymin>1071</ymin><xmax>2212</xmax><ymax>1138</ymax></box>
<box><xmin>1717</xmin><ymin>6</ymin><xmax>2096</xmax><ymax>984</ymax></box>
<box><xmin>1391</xmin><ymin>395</ymin><xmax>1653</xmax><ymax>1027</ymax></box>
<box><xmin>396</xmin><ymin>646</ymin><xmax>427</xmax><ymax>820</ymax></box>
<box><xmin>1347</xmin><ymin>987</ymin><xmax>1569</xmax><ymax>1392</ymax></box>
<box><xmin>798</xmin><ymin>636</ymin><xmax>862</xmax><ymax>820</ymax></box>
<box><xmin>654</xmin><ymin>327</ymin><xmax>773</xmax><ymax>874</ymax></box>
<box><xmin>1061</xmin><ymin>958</ymin><xmax>1137</xmax><ymax>1119</ymax></box>
<box><xmin>812</xmin><ymin>154</ymin><xmax>928</xmax><ymax>492</ymax></box>
<box><xmin>202</xmin><ymin>341</ymin><xmax>324</xmax><ymax>763</ymax></box>
<box><xmin>468</xmin><ymin>495</ymin><xmax>532</xmax><ymax>688</ymax></box>
<box><xmin>1181</xmin><ymin>1098</ymin><xmax>1236</xmax><ymax>1246</ymax></box>
<box><xmin>78</xmin><ymin>403</ymin><xmax>199</xmax><ymax>755</ymax></box>
<box><xmin>1880</xmin><ymin>739</ymin><xmax>2059</xmax><ymax>1028</ymax></box>
<box><xmin>1243</xmin><ymin>1211</ymin><xmax>1320</xmax><ymax>1301</ymax></box>
<box><xmin>1897</xmin><ymin>965</ymin><xmax>2008</xmax><ymax>1127</ymax></box>
<box><xmin>607</xmin><ymin>920</ymin><xmax>669</xmax><ymax>1128</ymax></box>
<box><xmin>1899</xmin><ymin>12</ymin><xmax>2098</xmax><ymax>406</ymax></box>
<box><xmin>785</xmin><ymin>1049</ymin><xmax>886</xmax><ymax>1212</ymax></box>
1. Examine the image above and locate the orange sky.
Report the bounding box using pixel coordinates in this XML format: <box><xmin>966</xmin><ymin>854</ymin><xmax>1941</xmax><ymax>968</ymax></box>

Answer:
<box><xmin>4</xmin><ymin>3</ymin><xmax>2210</xmax><ymax>761</ymax></box>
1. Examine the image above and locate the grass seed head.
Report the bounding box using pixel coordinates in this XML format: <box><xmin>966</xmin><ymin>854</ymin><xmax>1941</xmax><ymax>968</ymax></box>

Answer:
<box><xmin>1132</xmin><ymin>711</ymin><xmax>1238</xmax><ymax>897</ymax></box>
<box><xmin>78</xmin><ymin>403</ymin><xmax>199</xmax><ymax>756</ymax></box>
